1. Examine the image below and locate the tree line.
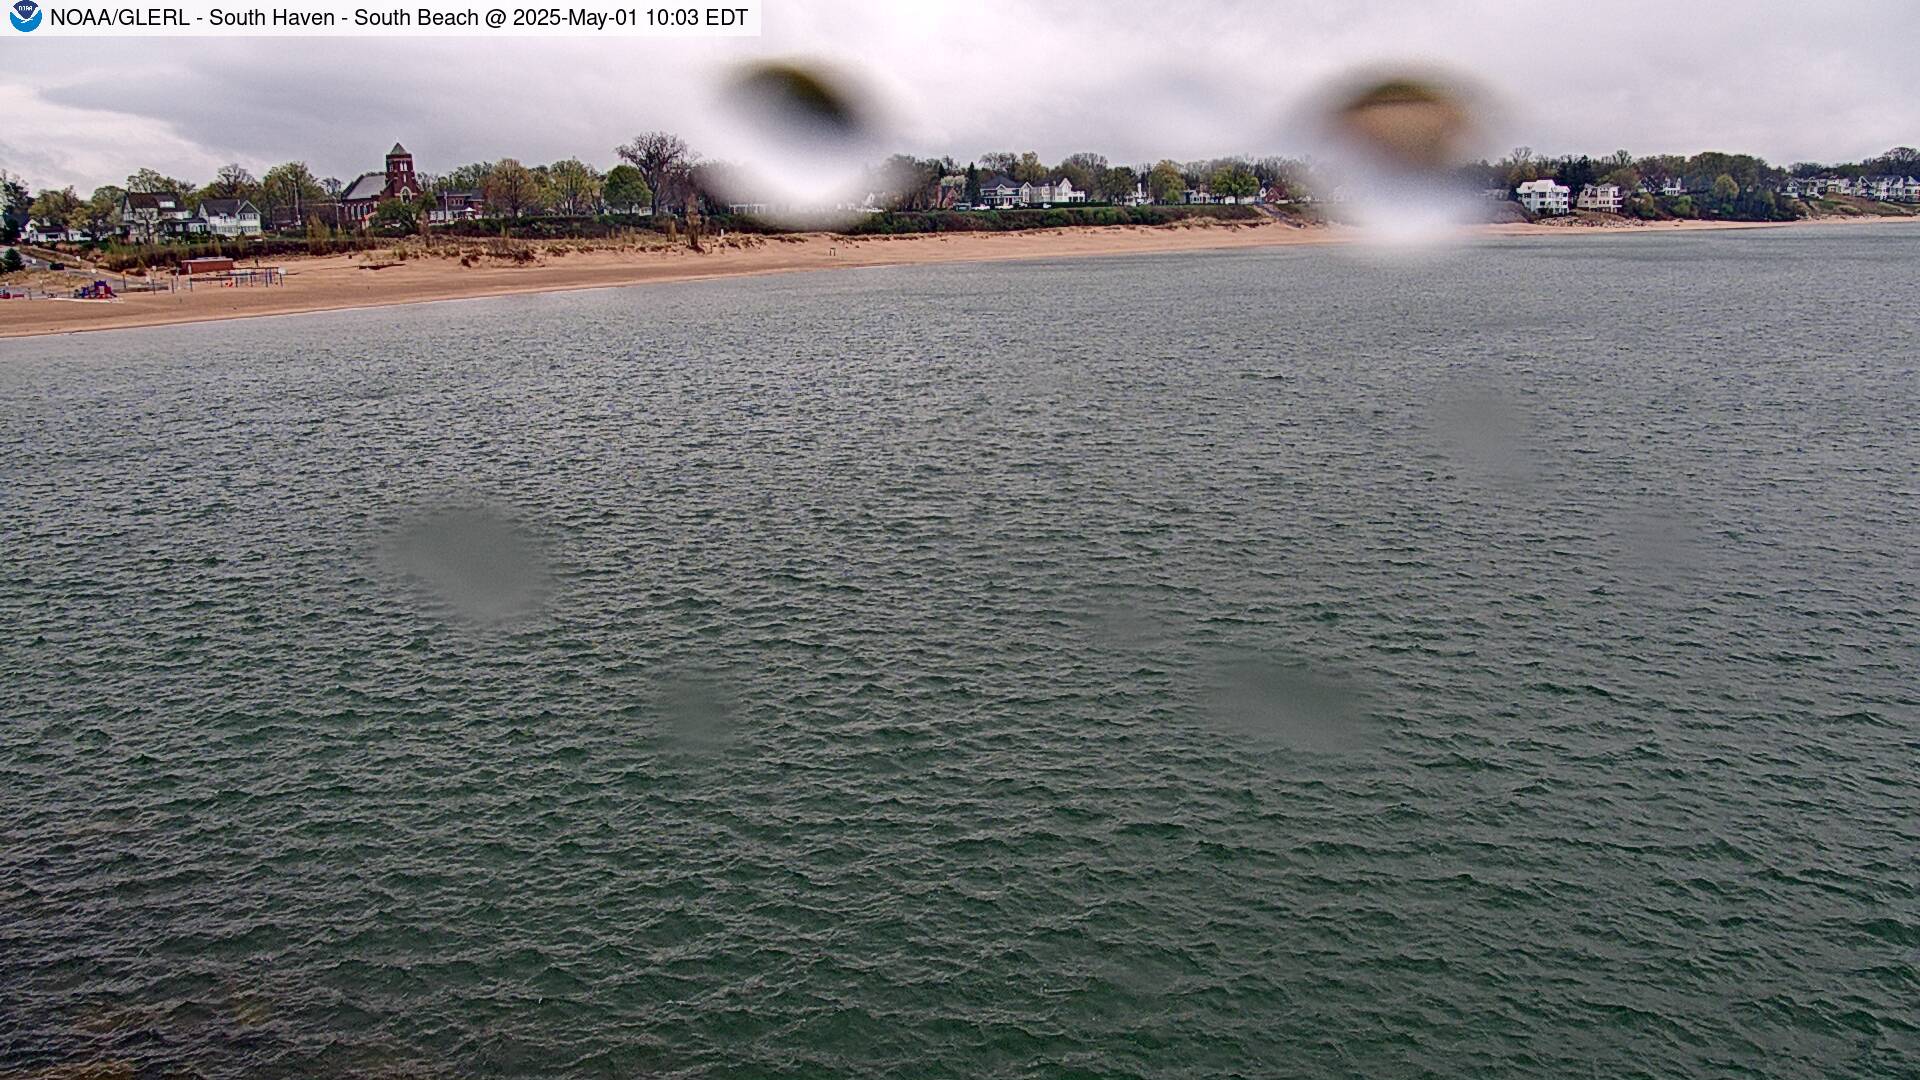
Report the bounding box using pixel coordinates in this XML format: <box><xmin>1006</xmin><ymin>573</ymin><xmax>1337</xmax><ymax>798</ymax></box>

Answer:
<box><xmin>8</xmin><ymin>139</ymin><xmax>1915</xmax><ymax>244</ymax></box>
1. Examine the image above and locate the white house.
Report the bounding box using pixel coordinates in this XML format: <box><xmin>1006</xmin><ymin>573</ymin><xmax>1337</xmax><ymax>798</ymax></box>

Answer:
<box><xmin>1576</xmin><ymin>183</ymin><xmax>1622</xmax><ymax>213</ymax></box>
<box><xmin>1016</xmin><ymin>177</ymin><xmax>1087</xmax><ymax>205</ymax></box>
<box><xmin>1855</xmin><ymin>175</ymin><xmax>1919</xmax><ymax>201</ymax></box>
<box><xmin>198</xmin><ymin>198</ymin><xmax>263</xmax><ymax>237</ymax></box>
<box><xmin>1515</xmin><ymin>178</ymin><xmax>1571</xmax><ymax>215</ymax></box>
<box><xmin>121</xmin><ymin>192</ymin><xmax>195</xmax><ymax>241</ymax></box>
<box><xmin>23</xmin><ymin>220</ymin><xmax>89</xmax><ymax>244</ymax></box>
<box><xmin>977</xmin><ymin>174</ymin><xmax>1022</xmax><ymax>209</ymax></box>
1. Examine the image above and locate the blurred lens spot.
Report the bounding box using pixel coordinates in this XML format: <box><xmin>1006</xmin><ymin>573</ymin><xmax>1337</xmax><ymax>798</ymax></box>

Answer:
<box><xmin>727</xmin><ymin>61</ymin><xmax>868</xmax><ymax>139</ymax></box>
<box><xmin>1204</xmin><ymin>657</ymin><xmax>1374</xmax><ymax>751</ymax></box>
<box><xmin>1614</xmin><ymin>504</ymin><xmax>1705</xmax><ymax>584</ymax></box>
<box><xmin>653</xmin><ymin>674</ymin><xmax>735</xmax><ymax>755</ymax></box>
<box><xmin>1084</xmin><ymin>599</ymin><xmax>1169</xmax><ymax>654</ymax></box>
<box><xmin>390</xmin><ymin>507</ymin><xmax>548</xmax><ymax>624</ymax></box>
<box><xmin>1331</xmin><ymin>78</ymin><xmax>1476</xmax><ymax>172</ymax></box>
<box><xmin>1295</xmin><ymin>67</ymin><xmax>1501</xmax><ymax>247</ymax></box>
<box><xmin>703</xmin><ymin>59</ymin><xmax>897</xmax><ymax>226</ymax></box>
<box><xmin>1429</xmin><ymin>379</ymin><xmax>1537</xmax><ymax>486</ymax></box>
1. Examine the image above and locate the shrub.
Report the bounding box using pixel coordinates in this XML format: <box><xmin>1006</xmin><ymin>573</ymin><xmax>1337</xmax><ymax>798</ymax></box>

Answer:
<box><xmin>96</xmin><ymin>235</ymin><xmax>385</xmax><ymax>272</ymax></box>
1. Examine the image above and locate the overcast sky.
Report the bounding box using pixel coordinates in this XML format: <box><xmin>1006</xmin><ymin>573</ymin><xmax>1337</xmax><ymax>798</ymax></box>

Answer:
<box><xmin>3</xmin><ymin>0</ymin><xmax>1917</xmax><ymax>192</ymax></box>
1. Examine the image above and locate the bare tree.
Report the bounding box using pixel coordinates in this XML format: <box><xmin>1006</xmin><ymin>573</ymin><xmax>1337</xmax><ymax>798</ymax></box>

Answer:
<box><xmin>207</xmin><ymin>163</ymin><xmax>258</xmax><ymax>199</ymax></box>
<box><xmin>615</xmin><ymin>132</ymin><xmax>690</xmax><ymax>212</ymax></box>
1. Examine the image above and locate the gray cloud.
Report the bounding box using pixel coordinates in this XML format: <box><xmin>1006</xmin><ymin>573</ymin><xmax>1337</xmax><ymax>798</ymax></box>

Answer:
<box><xmin>3</xmin><ymin>0</ymin><xmax>1916</xmax><ymax>192</ymax></box>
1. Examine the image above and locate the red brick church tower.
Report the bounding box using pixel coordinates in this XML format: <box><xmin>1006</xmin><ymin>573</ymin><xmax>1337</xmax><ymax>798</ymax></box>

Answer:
<box><xmin>383</xmin><ymin>143</ymin><xmax>421</xmax><ymax>200</ymax></box>
<box><xmin>341</xmin><ymin>141</ymin><xmax>425</xmax><ymax>225</ymax></box>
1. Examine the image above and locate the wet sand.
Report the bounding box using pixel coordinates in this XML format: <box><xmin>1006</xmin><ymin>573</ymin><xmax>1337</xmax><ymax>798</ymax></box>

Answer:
<box><xmin>2</xmin><ymin>215</ymin><xmax>1911</xmax><ymax>340</ymax></box>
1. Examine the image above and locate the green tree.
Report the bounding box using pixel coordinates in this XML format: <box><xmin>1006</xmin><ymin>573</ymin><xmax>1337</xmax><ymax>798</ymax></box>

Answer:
<box><xmin>369</xmin><ymin>198</ymin><xmax>418</xmax><ymax>235</ymax></box>
<box><xmin>1210</xmin><ymin>165</ymin><xmax>1258</xmax><ymax>201</ymax></box>
<box><xmin>602</xmin><ymin>165</ymin><xmax>653</xmax><ymax>214</ymax></box>
<box><xmin>1148</xmin><ymin>160</ymin><xmax>1186</xmax><ymax>203</ymax></box>
<box><xmin>435</xmin><ymin>162</ymin><xmax>493</xmax><ymax>193</ymax></box>
<box><xmin>78</xmin><ymin>186</ymin><xmax>123</xmax><ymax>238</ymax></box>
<box><xmin>1099</xmin><ymin>165</ymin><xmax>1138</xmax><ymax>202</ymax></box>
<box><xmin>0</xmin><ymin>170</ymin><xmax>29</xmax><ymax>242</ymax></box>
<box><xmin>2</xmin><ymin>246</ymin><xmax>25</xmax><ymax>274</ymax></box>
<box><xmin>1709</xmin><ymin>173</ymin><xmax>1740</xmax><ymax>211</ymax></box>
<box><xmin>1552</xmin><ymin>156</ymin><xmax>1599</xmax><ymax>203</ymax></box>
<box><xmin>29</xmin><ymin>186</ymin><xmax>84</xmax><ymax>229</ymax></box>
<box><xmin>547</xmin><ymin>158</ymin><xmax>603</xmax><ymax>215</ymax></box>
<box><xmin>1057</xmin><ymin>152</ymin><xmax>1107</xmax><ymax>195</ymax></box>
<box><xmin>964</xmin><ymin>163</ymin><xmax>981</xmax><ymax>206</ymax></box>
<box><xmin>483</xmin><ymin>159</ymin><xmax>540</xmax><ymax>217</ymax></box>
<box><xmin>260</xmin><ymin>162</ymin><xmax>326</xmax><ymax>229</ymax></box>
<box><xmin>125</xmin><ymin>168</ymin><xmax>192</xmax><ymax>196</ymax></box>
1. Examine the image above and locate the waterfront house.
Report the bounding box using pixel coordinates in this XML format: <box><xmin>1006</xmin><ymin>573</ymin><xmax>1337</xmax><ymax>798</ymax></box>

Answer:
<box><xmin>1857</xmin><ymin>175</ymin><xmax>1919</xmax><ymax>202</ymax></box>
<box><xmin>976</xmin><ymin>174</ymin><xmax>1022</xmax><ymax>209</ymax></box>
<box><xmin>1024</xmin><ymin>177</ymin><xmax>1086</xmax><ymax>205</ymax></box>
<box><xmin>1515</xmin><ymin>178</ymin><xmax>1571</xmax><ymax>215</ymax></box>
<box><xmin>121</xmin><ymin>191</ymin><xmax>195</xmax><ymax>241</ymax></box>
<box><xmin>198</xmin><ymin>198</ymin><xmax>263</xmax><ymax>237</ymax></box>
<box><xmin>23</xmin><ymin>219</ymin><xmax>89</xmax><ymax>244</ymax></box>
<box><xmin>1576</xmin><ymin>183</ymin><xmax>1622</xmax><ymax>213</ymax></box>
<box><xmin>341</xmin><ymin>142</ymin><xmax>424</xmax><ymax>227</ymax></box>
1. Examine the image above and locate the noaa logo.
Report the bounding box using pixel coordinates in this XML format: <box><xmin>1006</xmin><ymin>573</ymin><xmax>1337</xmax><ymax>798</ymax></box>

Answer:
<box><xmin>9</xmin><ymin>0</ymin><xmax>41</xmax><ymax>31</ymax></box>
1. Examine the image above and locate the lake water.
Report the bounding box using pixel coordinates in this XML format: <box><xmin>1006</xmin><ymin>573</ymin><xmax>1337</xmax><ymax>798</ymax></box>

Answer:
<box><xmin>2</xmin><ymin>226</ymin><xmax>1916</xmax><ymax>1079</ymax></box>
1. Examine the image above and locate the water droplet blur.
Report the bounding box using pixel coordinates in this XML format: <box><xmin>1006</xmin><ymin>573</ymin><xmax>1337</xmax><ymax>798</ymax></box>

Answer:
<box><xmin>1614</xmin><ymin>504</ymin><xmax>1706</xmax><ymax>586</ymax></box>
<box><xmin>653</xmin><ymin>674</ymin><xmax>735</xmax><ymax>756</ymax></box>
<box><xmin>701</xmin><ymin>59</ymin><xmax>898</xmax><ymax>227</ymax></box>
<box><xmin>1428</xmin><ymin>377</ymin><xmax>1538</xmax><ymax>487</ymax></box>
<box><xmin>1203</xmin><ymin>657</ymin><xmax>1374</xmax><ymax>752</ymax></box>
<box><xmin>390</xmin><ymin>506</ymin><xmax>548</xmax><ymax>624</ymax></box>
<box><xmin>1294</xmin><ymin>68</ymin><xmax>1500</xmax><ymax>248</ymax></box>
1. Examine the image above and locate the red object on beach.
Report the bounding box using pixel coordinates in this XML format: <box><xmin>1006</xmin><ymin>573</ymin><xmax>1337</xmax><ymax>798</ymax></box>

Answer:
<box><xmin>181</xmin><ymin>257</ymin><xmax>236</xmax><ymax>275</ymax></box>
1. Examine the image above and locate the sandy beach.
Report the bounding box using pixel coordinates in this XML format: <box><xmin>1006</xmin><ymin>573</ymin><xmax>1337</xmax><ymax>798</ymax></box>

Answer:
<box><xmin>2</xmin><ymin>214</ymin><xmax>1912</xmax><ymax>340</ymax></box>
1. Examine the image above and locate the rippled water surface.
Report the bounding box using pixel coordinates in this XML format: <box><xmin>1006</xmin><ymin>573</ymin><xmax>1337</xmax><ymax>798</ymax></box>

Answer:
<box><xmin>3</xmin><ymin>227</ymin><xmax>1917</xmax><ymax>1079</ymax></box>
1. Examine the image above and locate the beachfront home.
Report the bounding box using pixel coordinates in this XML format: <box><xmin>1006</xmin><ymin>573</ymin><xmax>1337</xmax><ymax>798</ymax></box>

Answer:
<box><xmin>976</xmin><ymin>174</ymin><xmax>1022</xmax><ymax>209</ymax></box>
<box><xmin>341</xmin><ymin>143</ymin><xmax>425</xmax><ymax>227</ymax></box>
<box><xmin>22</xmin><ymin>220</ymin><xmax>89</xmax><ymax>244</ymax></box>
<box><xmin>198</xmin><ymin>198</ymin><xmax>263</xmax><ymax>237</ymax></box>
<box><xmin>1576</xmin><ymin>183</ymin><xmax>1622</xmax><ymax>213</ymax></box>
<box><xmin>1017</xmin><ymin>177</ymin><xmax>1087</xmax><ymax>205</ymax></box>
<box><xmin>1515</xmin><ymin>178</ymin><xmax>1571</xmax><ymax>215</ymax></box>
<box><xmin>1853</xmin><ymin>175</ymin><xmax>1920</xmax><ymax>202</ymax></box>
<box><xmin>121</xmin><ymin>191</ymin><xmax>195</xmax><ymax>241</ymax></box>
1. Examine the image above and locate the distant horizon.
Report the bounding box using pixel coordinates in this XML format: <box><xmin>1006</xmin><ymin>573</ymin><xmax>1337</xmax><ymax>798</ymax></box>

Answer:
<box><xmin>4</xmin><ymin>0</ymin><xmax>1917</xmax><ymax>192</ymax></box>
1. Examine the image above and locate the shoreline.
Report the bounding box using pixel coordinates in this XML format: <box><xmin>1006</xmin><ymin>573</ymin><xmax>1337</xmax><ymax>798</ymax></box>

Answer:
<box><xmin>3</xmin><ymin>214</ymin><xmax>1914</xmax><ymax>341</ymax></box>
